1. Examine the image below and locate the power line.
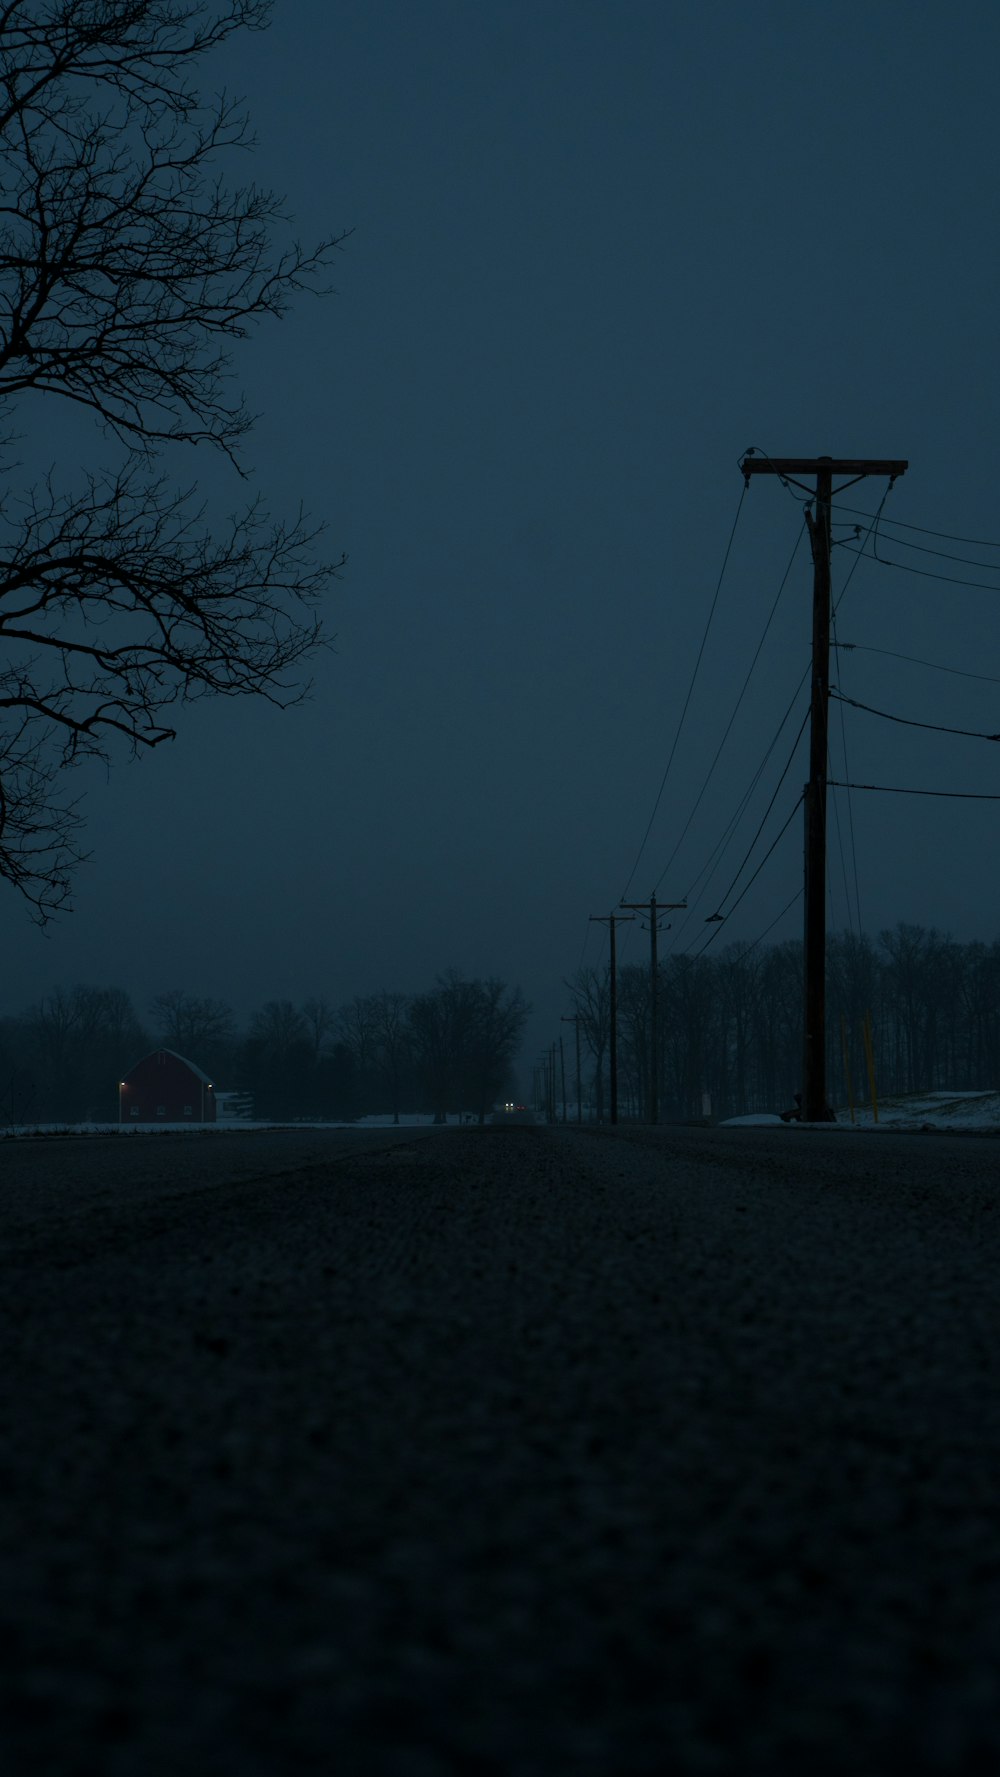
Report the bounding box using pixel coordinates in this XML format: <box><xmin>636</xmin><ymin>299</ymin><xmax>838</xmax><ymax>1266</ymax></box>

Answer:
<box><xmin>832</xmin><ymin>483</ymin><xmax>894</xmax><ymax>613</ymax></box>
<box><xmin>830</xmin><ymin>689</ymin><xmax>1000</xmax><ymax>743</ymax></box>
<box><xmin>828</xmin><ymin>752</ymin><xmax>854</xmax><ymax>939</ymax></box>
<box><xmin>745</xmin><ymin>885</ymin><xmax>803</xmax><ymax>956</ymax></box>
<box><xmin>620</xmin><ymin>481</ymin><xmax>748</xmax><ymax>900</ymax></box>
<box><xmin>696</xmin><ymin>705</ymin><xmax>810</xmax><ymax>926</ymax></box>
<box><xmin>834</xmin><ymin>641</ymin><xmax>1000</xmax><ymax>688</ymax></box>
<box><xmin>832</xmin><ymin>504</ymin><xmax>1000</xmax><ymax>552</ymax></box>
<box><xmin>869</xmin><ymin>533</ymin><xmax>1000</xmax><ymax>574</ymax></box>
<box><xmin>825</xmin><ymin>485</ymin><xmax>896</xmax><ymax>938</ymax></box>
<box><xmin>692</xmin><ymin>793</ymin><xmax>804</xmax><ymax>956</ymax></box>
<box><xmin>665</xmin><ymin>677</ymin><xmax>811</xmax><ymax>952</ymax></box>
<box><xmin>836</xmin><ymin>540</ymin><xmax>1000</xmax><ymax>596</ymax></box>
<box><xmin>662</xmin><ymin>472</ymin><xmax>884</xmax><ymax>955</ymax></box>
<box><xmin>650</xmin><ymin>518</ymin><xmax>806</xmax><ymax>896</ymax></box>
<box><xmin>829</xmin><ymin>606</ymin><xmax>862</xmax><ymax>936</ymax></box>
<box><xmin>829</xmin><ymin>780</ymin><xmax>1000</xmax><ymax>801</ymax></box>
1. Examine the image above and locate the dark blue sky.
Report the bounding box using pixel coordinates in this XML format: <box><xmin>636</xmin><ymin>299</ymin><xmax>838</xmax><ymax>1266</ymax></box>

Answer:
<box><xmin>5</xmin><ymin>0</ymin><xmax>1000</xmax><ymax>1075</ymax></box>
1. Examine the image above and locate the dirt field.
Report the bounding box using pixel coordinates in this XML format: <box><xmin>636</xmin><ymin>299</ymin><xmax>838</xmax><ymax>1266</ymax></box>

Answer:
<box><xmin>3</xmin><ymin>1122</ymin><xmax>1000</xmax><ymax>1774</ymax></box>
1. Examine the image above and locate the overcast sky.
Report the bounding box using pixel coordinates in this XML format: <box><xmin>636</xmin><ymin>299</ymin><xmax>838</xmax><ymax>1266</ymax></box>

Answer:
<box><xmin>4</xmin><ymin>0</ymin><xmax>1000</xmax><ymax>1079</ymax></box>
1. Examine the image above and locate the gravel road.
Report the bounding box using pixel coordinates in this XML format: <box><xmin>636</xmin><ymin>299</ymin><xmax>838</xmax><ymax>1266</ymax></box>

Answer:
<box><xmin>3</xmin><ymin>1122</ymin><xmax>1000</xmax><ymax>1775</ymax></box>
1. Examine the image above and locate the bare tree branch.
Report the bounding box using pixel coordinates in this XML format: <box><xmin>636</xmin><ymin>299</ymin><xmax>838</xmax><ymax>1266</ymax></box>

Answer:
<box><xmin>0</xmin><ymin>2</ymin><xmax>344</xmax><ymax>916</ymax></box>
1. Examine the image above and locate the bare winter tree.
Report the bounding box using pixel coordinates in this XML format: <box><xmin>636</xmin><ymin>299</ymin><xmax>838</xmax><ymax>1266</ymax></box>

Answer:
<box><xmin>0</xmin><ymin>2</ymin><xmax>344</xmax><ymax>916</ymax></box>
<box><xmin>150</xmin><ymin>988</ymin><xmax>234</xmax><ymax>1056</ymax></box>
<box><xmin>369</xmin><ymin>989</ymin><xmax>411</xmax><ymax>1125</ymax></box>
<box><xmin>564</xmin><ymin>965</ymin><xmax>610</xmax><ymax>1122</ymax></box>
<box><xmin>336</xmin><ymin>995</ymin><xmax>379</xmax><ymax>1079</ymax></box>
<box><xmin>408</xmin><ymin>973</ymin><xmax>528</xmax><ymax>1125</ymax></box>
<box><xmin>301</xmin><ymin>995</ymin><xmax>335</xmax><ymax>1067</ymax></box>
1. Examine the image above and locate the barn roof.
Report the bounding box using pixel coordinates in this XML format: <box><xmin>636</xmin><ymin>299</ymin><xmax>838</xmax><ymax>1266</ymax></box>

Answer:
<box><xmin>126</xmin><ymin>1048</ymin><xmax>215</xmax><ymax>1085</ymax></box>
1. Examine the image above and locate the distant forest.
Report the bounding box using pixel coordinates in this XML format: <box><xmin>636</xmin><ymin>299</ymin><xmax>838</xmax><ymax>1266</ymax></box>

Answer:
<box><xmin>6</xmin><ymin>924</ymin><xmax>998</xmax><ymax>1129</ymax></box>
<box><xmin>0</xmin><ymin>974</ymin><xmax>528</xmax><ymax>1127</ymax></box>
<box><xmin>565</xmin><ymin>924</ymin><xmax>1000</xmax><ymax>1121</ymax></box>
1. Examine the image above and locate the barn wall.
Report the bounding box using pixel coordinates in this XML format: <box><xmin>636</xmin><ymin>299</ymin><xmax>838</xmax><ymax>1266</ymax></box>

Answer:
<box><xmin>119</xmin><ymin>1050</ymin><xmax>216</xmax><ymax>1123</ymax></box>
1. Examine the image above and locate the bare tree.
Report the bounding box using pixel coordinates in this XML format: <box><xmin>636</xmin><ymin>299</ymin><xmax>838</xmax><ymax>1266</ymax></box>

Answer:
<box><xmin>370</xmin><ymin>989</ymin><xmax>411</xmax><ymax>1125</ymax></box>
<box><xmin>336</xmin><ymin>995</ymin><xmax>379</xmax><ymax>1077</ymax></box>
<box><xmin>301</xmin><ymin>995</ymin><xmax>335</xmax><ymax>1066</ymax></box>
<box><xmin>250</xmin><ymin>998</ymin><xmax>308</xmax><ymax>1059</ymax></box>
<box><xmin>564</xmin><ymin>966</ymin><xmax>610</xmax><ymax>1122</ymax></box>
<box><xmin>149</xmin><ymin>988</ymin><xmax>234</xmax><ymax>1074</ymax></box>
<box><xmin>465</xmin><ymin>977</ymin><xmax>529</xmax><ymax>1124</ymax></box>
<box><xmin>408</xmin><ymin>973</ymin><xmax>527</xmax><ymax>1125</ymax></box>
<box><xmin>19</xmin><ymin>981</ymin><xmax>147</xmax><ymax>1118</ymax></box>
<box><xmin>0</xmin><ymin>2</ymin><xmax>345</xmax><ymax>916</ymax></box>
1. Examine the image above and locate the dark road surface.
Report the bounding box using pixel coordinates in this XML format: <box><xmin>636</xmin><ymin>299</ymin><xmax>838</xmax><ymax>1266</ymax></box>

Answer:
<box><xmin>3</xmin><ymin>1122</ymin><xmax>1000</xmax><ymax>1774</ymax></box>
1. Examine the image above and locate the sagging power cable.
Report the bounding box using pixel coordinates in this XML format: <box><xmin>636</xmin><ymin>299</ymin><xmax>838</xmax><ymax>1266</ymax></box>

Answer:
<box><xmin>619</xmin><ymin>481</ymin><xmax>747</xmax><ymax>900</ymax></box>
<box><xmin>831</xmin><ymin>690</ymin><xmax>1000</xmax><ymax>743</ymax></box>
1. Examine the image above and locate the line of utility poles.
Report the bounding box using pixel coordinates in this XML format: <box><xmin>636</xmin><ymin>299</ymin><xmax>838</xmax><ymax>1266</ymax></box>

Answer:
<box><xmin>534</xmin><ymin>1048</ymin><xmax>556</xmax><ymax>1122</ymax></box>
<box><xmin>739</xmin><ymin>452</ymin><xmax>908</xmax><ymax>1122</ymax></box>
<box><xmin>560</xmin><ymin>1014</ymin><xmax>583</xmax><ymax>1124</ymax></box>
<box><xmin>589</xmin><ymin>910</ymin><xmax>633</xmax><ymax>1124</ymax></box>
<box><xmin>620</xmin><ymin>894</ymin><xmax>686</xmax><ymax>1124</ymax></box>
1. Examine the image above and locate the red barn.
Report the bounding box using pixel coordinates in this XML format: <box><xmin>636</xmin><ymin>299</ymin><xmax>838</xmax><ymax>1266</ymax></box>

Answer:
<box><xmin>118</xmin><ymin>1049</ymin><xmax>217</xmax><ymax>1124</ymax></box>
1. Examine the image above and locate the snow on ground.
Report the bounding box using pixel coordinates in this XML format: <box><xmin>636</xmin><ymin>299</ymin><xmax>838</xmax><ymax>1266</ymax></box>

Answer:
<box><xmin>722</xmin><ymin>1090</ymin><xmax>1000</xmax><ymax>1132</ymax></box>
<box><xmin>846</xmin><ymin>1089</ymin><xmax>1000</xmax><ymax>1130</ymax></box>
<box><xmin>9</xmin><ymin>1095</ymin><xmax>1000</xmax><ymax>1139</ymax></box>
<box><xmin>1</xmin><ymin>1112</ymin><xmax>467</xmax><ymax>1139</ymax></box>
<box><xmin>720</xmin><ymin>1114</ymin><xmax>788</xmax><ymax>1127</ymax></box>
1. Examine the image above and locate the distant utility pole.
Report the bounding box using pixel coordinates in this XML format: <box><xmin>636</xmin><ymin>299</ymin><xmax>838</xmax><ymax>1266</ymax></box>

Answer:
<box><xmin>740</xmin><ymin>452</ymin><xmax>908</xmax><ymax>1121</ymax></box>
<box><xmin>559</xmin><ymin>1035</ymin><xmax>567</xmax><ymax>1124</ymax></box>
<box><xmin>561</xmin><ymin>1014</ymin><xmax>583</xmax><ymax>1124</ymax></box>
<box><xmin>538</xmin><ymin>1051</ymin><xmax>554</xmax><ymax>1122</ymax></box>
<box><xmin>590</xmin><ymin>911</ymin><xmax>634</xmax><ymax>1125</ymax></box>
<box><xmin>620</xmin><ymin>894</ymin><xmax>686</xmax><ymax>1124</ymax></box>
<box><xmin>550</xmin><ymin>1043</ymin><xmax>558</xmax><ymax>1123</ymax></box>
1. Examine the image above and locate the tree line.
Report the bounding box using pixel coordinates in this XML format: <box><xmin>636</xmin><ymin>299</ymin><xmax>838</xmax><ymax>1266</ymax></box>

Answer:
<box><xmin>0</xmin><ymin>973</ymin><xmax>528</xmax><ymax>1128</ymax></box>
<box><xmin>564</xmin><ymin>924</ymin><xmax>1000</xmax><ymax>1122</ymax></box>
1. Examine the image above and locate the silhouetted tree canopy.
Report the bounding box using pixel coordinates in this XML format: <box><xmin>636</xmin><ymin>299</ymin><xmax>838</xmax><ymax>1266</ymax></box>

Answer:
<box><xmin>408</xmin><ymin>973</ymin><xmax>530</xmax><ymax>1124</ymax></box>
<box><xmin>0</xmin><ymin>1</ymin><xmax>344</xmax><ymax>917</ymax></box>
<box><xmin>7</xmin><ymin>930</ymin><xmax>1000</xmax><ymax>1128</ymax></box>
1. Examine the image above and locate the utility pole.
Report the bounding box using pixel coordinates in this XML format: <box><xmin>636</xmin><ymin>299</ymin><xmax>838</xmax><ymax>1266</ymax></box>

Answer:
<box><xmin>559</xmin><ymin>1035</ymin><xmax>567</xmax><ymax>1124</ymax></box>
<box><xmin>620</xmin><ymin>894</ymin><xmax>686</xmax><ymax>1124</ymax></box>
<box><xmin>740</xmin><ymin>453</ymin><xmax>908</xmax><ymax>1121</ymax></box>
<box><xmin>550</xmin><ymin>1043</ymin><xmax>557</xmax><ymax>1123</ymax></box>
<box><xmin>590</xmin><ymin>912</ymin><xmax>634</xmax><ymax>1125</ymax></box>
<box><xmin>561</xmin><ymin>1014</ymin><xmax>583</xmax><ymax>1124</ymax></box>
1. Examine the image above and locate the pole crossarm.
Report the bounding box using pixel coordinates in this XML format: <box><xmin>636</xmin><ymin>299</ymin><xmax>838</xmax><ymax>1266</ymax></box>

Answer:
<box><xmin>619</xmin><ymin>900</ymin><xmax>686</xmax><ymax>918</ymax></box>
<box><xmin>741</xmin><ymin>455</ymin><xmax>908</xmax><ymax>482</ymax></box>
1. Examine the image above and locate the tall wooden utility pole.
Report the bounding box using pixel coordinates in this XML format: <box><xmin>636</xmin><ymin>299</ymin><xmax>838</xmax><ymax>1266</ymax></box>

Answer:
<box><xmin>620</xmin><ymin>895</ymin><xmax>686</xmax><ymax>1123</ymax></box>
<box><xmin>590</xmin><ymin>912</ymin><xmax>634</xmax><ymax>1125</ymax></box>
<box><xmin>561</xmin><ymin>1014</ymin><xmax>583</xmax><ymax>1124</ymax></box>
<box><xmin>739</xmin><ymin>453</ymin><xmax>908</xmax><ymax>1121</ymax></box>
